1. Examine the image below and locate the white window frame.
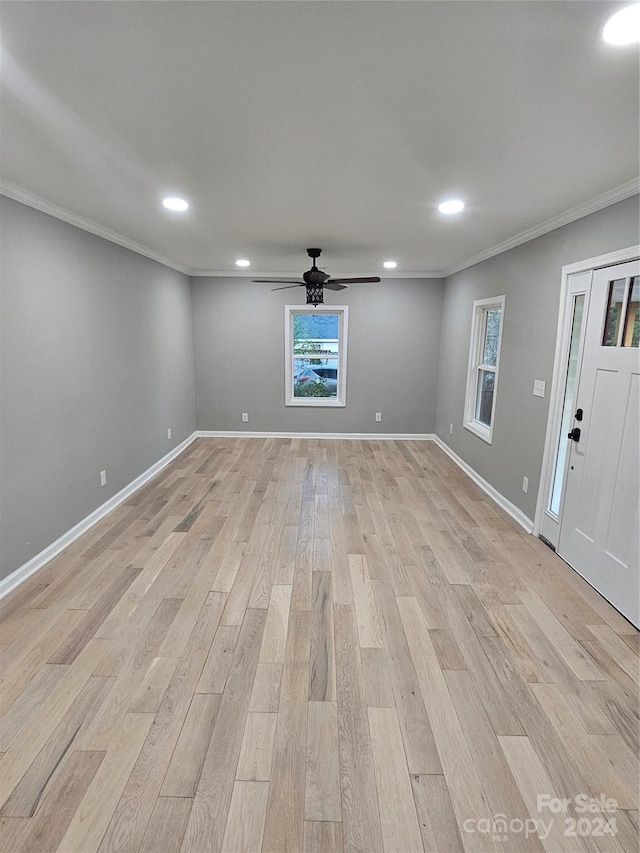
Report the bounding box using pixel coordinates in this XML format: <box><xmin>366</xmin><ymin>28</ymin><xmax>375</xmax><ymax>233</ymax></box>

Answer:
<box><xmin>285</xmin><ymin>305</ymin><xmax>348</xmax><ymax>407</ymax></box>
<box><xmin>464</xmin><ymin>295</ymin><xmax>505</xmax><ymax>444</ymax></box>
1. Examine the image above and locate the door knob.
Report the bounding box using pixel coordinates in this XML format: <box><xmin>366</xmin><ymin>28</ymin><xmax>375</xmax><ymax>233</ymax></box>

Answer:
<box><xmin>568</xmin><ymin>427</ymin><xmax>581</xmax><ymax>442</ymax></box>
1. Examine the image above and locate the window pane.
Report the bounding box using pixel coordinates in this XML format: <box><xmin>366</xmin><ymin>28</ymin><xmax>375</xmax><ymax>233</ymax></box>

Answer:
<box><xmin>293</xmin><ymin>357</ymin><xmax>338</xmax><ymax>398</ymax></box>
<box><xmin>293</xmin><ymin>313</ymin><xmax>339</xmax><ymax>355</ymax></box>
<box><xmin>475</xmin><ymin>369</ymin><xmax>495</xmax><ymax>425</ymax></box>
<box><xmin>622</xmin><ymin>277</ymin><xmax>639</xmax><ymax>347</ymax></box>
<box><xmin>550</xmin><ymin>294</ymin><xmax>585</xmax><ymax>516</ymax></box>
<box><xmin>602</xmin><ymin>279</ymin><xmax>626</xmax><ymax>346</ymax></box>
<box><xmin>482</xmin><ymin>308</ymin><xmax>502</xmax><ymax>366</ymax></box>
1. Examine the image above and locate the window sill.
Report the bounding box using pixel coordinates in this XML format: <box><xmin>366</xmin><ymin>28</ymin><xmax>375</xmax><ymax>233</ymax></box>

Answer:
<box><xmin>285</xmin><ymin>398</ymin><xmax>346</xmax><ymax>408</ymax></box>
<box><xmin>464</xmin><ymin>419</ymin><xmax>493</xmax><ymax>444</ymax></box>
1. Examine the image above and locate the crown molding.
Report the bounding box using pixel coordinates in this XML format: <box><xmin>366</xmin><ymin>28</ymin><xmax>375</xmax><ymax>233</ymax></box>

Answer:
<box><xmin>3</xmin><ymin>177</ymin><xmax>637</xmax><ymax>283</ymax></box>
<box><xmin>442</xmin><ymin>178</ymin><xmax>640</xmax><ymax>278</ymax></box>
<box><xmin>189</xmin><ymin>269</ymin><xmax>444</xmax><ymax>279</ymax></box>
<box><xmin>0</xmin><ymin>182</ymin><xmax>191</xmax><ymax>275</ymax></box>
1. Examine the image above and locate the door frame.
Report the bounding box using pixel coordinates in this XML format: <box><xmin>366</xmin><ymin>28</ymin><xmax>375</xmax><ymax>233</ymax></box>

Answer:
<box><xmin>534</xmin><ymin>244</ymin><xmax>640</xmax><ymax>539</ymax></box>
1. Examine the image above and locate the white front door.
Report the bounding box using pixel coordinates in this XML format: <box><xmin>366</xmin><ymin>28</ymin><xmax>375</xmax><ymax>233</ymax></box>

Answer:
<box><xmin>557</xmin><ymin>260</ymin><xmax>639</xmax><ymax>627</ymax></box>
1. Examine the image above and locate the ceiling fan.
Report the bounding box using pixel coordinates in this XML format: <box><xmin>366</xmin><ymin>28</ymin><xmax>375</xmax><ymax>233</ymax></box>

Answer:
<box><xmin>253</xmin><ymin>248</ymin><xmax>380</xmax><ymax>305</ymax></box>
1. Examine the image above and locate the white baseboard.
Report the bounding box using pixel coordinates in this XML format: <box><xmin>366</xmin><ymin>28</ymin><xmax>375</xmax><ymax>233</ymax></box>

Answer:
<box><xmin>431</xmin><ymin>435</ymin><xmax>534</xmax><ymax>534</ymax></box>
<box><xmin>1</xmin><ymin>429</ymin><xmax>531</xmax><ymax>600</ymax></box>
<box><xmin>196</xmin><ymin>430</ymin><xmax>437</xmax><ymax>440</ymax></box>
<box><xmin>0</xmin><ymin>433</ymin><xmax>198</xmax><ymax>600</ymax></box>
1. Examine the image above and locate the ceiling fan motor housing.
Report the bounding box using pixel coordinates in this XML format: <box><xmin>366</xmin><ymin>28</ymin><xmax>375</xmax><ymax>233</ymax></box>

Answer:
<box><xmin>303</xmin><ymin>269</ymin><xmax>330</xmax><ymax>284</ymax></box>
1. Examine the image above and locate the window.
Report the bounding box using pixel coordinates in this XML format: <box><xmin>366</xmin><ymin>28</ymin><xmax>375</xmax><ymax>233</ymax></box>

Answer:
<box><xmin>285</xmin><ymin>305</ymin><xmax>348</xmax><ymax>406</ymax></box>
<box><xmin>464</xmin><ymin>295</ymin><xmax>505</xmax><ymax>443</ymax></box>
<box><xmin>549</xmin><ymin>293</ymin><xmax>585</xmax><ymax>516</ymax></box>
<box><xmin>602</xmin><ymin>276</ymin><xmax>639</xmax><ymax>347</ymax></box>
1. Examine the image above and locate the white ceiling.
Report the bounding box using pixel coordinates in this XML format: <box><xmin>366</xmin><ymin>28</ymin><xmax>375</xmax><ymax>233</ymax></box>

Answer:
<box><xmin>1</xmin><ymin>1</ymin><xmax>638</xmax><ymax>277</ymax></box>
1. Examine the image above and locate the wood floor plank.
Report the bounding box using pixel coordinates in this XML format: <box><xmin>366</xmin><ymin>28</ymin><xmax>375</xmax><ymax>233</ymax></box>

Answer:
<box><xmin>303</xmin><ymin>820</ymin><xmax>344</xmax><ymax>853</ymax></box>
<box><xmin>411</xmin><ymin>774</ymin><xmax>464</xmax><ymax>853</ymax></box>
<box><xmin>262</xmin><ymin>610</ymin><xmax>311</xmax><ymax>853</ymax></box>
<box><xmin>519</xmin><ymin>591</ymin><xmax>605</xmax><ymax>681</ymax></box>
<box><xmin>97</xmin><ymin>590</ymin><xmax>228</xmax><ymax>853</ymax></box>
<box><xmin>499</xmin><ymin>735</ymin><xmax>585</xmax><ymax>853</ymax></box>
<box><xmin>368</xmin><ymin>706</ymin><xmax>423</xmax><ymax>853</ymax></box>
<box><xmin>530</xmin><ymin>682</ymin><xmax>638</xmax><ymax>809</ymax></box>
<box><xmin>220</xmin><ymin>780</ymin><xmax>269</xmax><ymax>853</ymax></box>
<box><xmin>181</xmin><ymin>607</ymin><xmax>267</xmax><ymax>853</ymax></box>
<box><xmin>0</xmin><ymin>663</ymin><xmax>67</xmax><ymax>752</ymax></box>
<box><xmin>444</xmin><ymin>668</ymin><xmax>545</xmax><ymax>852</ymax></box>
<box><xmin>56</xmin><ymin>713</ymin><xmax>153</xmax><ymax>853</ymax></box>
<box><xmin>429</xmin><ymin>627</ymin><xmax>467</xmax><ymax>671</ymax></box>
<box><xmin>348</xmin><ymin>554</ymin><xmax>384</xmax><ymax>648</ymax></box>
<box><xmin>396</xmin><ymin>596</ymin><xmax>501</xmax><ymax>852</ymax></box>
<box><xmin>139</xmin><ymin>797</ymin><xmax>193</xmax><ymax>853</ymax></box>
<box><xmin>0</xmin><ymin>608</ymin><xmax>40</xmax><ymax>654</ymax></box>
<box><xmin>309</xmin><ymin>571</ymin><xmax>337</xmax><ymax>702</ymax></box>
<box><xmin>129</xmin><ymin>655</ymin><xmax>179</xmax><ymax>712</ymax></box>
<box><xmin>160</xmin><ymin>693</ymin><xmax>221</xmax><ymax>797</ymax></box>
<box><xmin>291</xmin><ymin>500</ymin><xmax>314</xmax><ymax>611</ymax></box>
<box><xmin>248</xmin><ymin>663</ymin><xmax>283</xmax><ymax>713</ymax></box>
<box><xmin>0</xmin><ymin>637</ymin><xmax>113</xmax><ymax>809</ymax></box>
<box><xmin>47</xmin><ymin>567</ymin><xmax>142</xmax><ymax>665</ymax></box>
<box><xmin>360</xmin><ymin>646</ymin><xmax>395</xmax><ymax>708</ymax></box>
<box><xmin>196</xmin><ymin>624</ymin><xmax>240</xmax><ymax>694</ymax></box>
<box><xmin>587</xmin><ymin>625</ymin><xmax>640</xmax><ymax>684</ymax></box>
<box><xmin>79</xmin><ymin>596</ymin><xmax>185</xmax><ymax>751</ymax></box>
<box><xmin>14</xmin><ymin>750</ymin><xmax>105</xmax><ymax>853</ymax></box>
<box><xmin>372</xmin><ymin>584</ymin><xmax>442</xmax><ymax>775</ymax></box>
<box><xmin>444</xmin><ymin>588</ymin><xmax>525</xmax><ymax>736</ymax></box>
<box><xmin>333</xmin><ymin>604</ymin><xmax>384</xmax><ymax>853</ymax></box>
<box><xmin>220</xmin><ymin>554</ymin><xmax>261</xmax><ymax>626</ymax></box>
<box><xmin>305</xmin><ymin>701</ymin><xmax>341</xmax><ymax>822</ymax></box>
<box><xmin>236</xmin><ymin>712</ymin><xmax>277</xmax><ymax>781</ymax></box>
<box><xmin>0</xmin><ymin>608</ymin><xmax>87</xmax><ymax>716</ymax></box>
<box><xmin>259</xmin><ymin>584</ymin><xmax>293</xmax><ymax>664</ymax></box>
<box><xmin>0</xmin><ymin>675</ymin><xmax>114</xmax><ymax>818</ymax></box>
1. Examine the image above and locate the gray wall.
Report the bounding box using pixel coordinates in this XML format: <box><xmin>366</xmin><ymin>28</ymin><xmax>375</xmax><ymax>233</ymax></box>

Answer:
<box><xmin>191</xmin><ymin>277</ymin><xmax>444</xmax><ymax>434</ymax></box>
<box><xmin>435</xmin><ymin>194</ymin><xmax>639</xmax><ymax>522</ymax></box>
<box><xmin>0</xmin><ymin>196</ymin><xmax>196</xmax><ymax>580</ymax></box>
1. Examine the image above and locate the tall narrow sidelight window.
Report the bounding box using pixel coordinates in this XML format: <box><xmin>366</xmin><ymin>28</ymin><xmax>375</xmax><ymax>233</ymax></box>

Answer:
<box><xmin>285</xmin><ymin>305</ymin><xmax>348</xmax><ymax>406</ymax></box>
<box><xmin>464</xmin><ymin>296</ymin><xmax>505</xmax><ymax>443</ymax></box>
<box><xmin>549</xmin><ymin>293</ymin><xmax>585</xmax><ymax>516</ymax></box>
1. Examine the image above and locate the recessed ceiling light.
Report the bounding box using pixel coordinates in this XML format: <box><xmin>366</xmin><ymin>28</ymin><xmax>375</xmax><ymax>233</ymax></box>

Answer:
<box><xmin>383</xmin><ymin>261</ymin><xmax>398</xmax><ymax>269</ymax></box>
<box><xmin>603</xmin><ymin>3</ymin><xmax>640</xmax><ymax>44</ymax></box>
<box><xmin>162</xmin><ymin>197</ymin><xmax>189</xmax><ymax>212</ymax></box>
<box><xmin>235</xmin><ymin>259</ymin><xmax>251</xmax><ymax>267</ymax></box>
<box><xmin>438</xmin><ymin>200</ymin><xmax>465</xmax><ymax>215</ymax></box>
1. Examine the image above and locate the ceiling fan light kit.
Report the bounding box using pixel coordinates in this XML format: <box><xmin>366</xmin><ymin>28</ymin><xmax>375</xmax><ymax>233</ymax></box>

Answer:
<box><xmin>252</xmin><ymin>248</ymin><xmax>381</xmax><ymax>306</ymax></box>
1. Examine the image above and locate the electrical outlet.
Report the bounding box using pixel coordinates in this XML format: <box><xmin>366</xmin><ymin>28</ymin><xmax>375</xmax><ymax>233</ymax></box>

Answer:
<box><xmin>449</xmin><ymin>423</ymin><xmax>453</xmax><ymax>435</ymax></box>
<box><xmin>241</xmin><ymin>412</ymin><xmax>249</xmax><ymax>423</ymax></box>
<box><xmin>522</xmin><ymin>476</ymin><xmax>529</xmax><ymax>493</ymax></box>
<box><xmin>167</xmin><ymin>428</ymin><xmax>172</xmax><ymax>440</ymax></box>
<box><xmin>100</xmin><ymin>470</ymin><xmax>107</xmax><ymax>487</ymax></box>
<box><xmin>375</xmin><ymin>412</ymin><xmax>382</xmax><ymax>422</ymax></box>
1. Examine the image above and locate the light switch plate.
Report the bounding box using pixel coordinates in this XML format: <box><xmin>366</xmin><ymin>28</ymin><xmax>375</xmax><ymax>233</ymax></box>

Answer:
<box><xmin>533</xmin><ymin>380</ymin><xmax>546</xmax><ymax>398</ymax></box>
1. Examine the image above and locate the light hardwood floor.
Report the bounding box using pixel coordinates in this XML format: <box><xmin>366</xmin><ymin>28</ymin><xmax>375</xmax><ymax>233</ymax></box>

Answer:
<box><xmin>0</xmin><ymin>437</ymin><xmax>638</xmax><ymax>853</ymax></box>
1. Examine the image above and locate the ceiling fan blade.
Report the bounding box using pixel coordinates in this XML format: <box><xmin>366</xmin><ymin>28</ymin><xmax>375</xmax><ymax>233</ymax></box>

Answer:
<box><xmin>323</xmin><ymin>282</ymin><xmax>349</xmax><ymax>291</ymax></box>
<box><xmin>326</xmin><ymin>277</ymin><xmax>381</xmax><ymax>285</ymax></box>
<box><xmin>269</xmin><ymin>283</ymin><xmax>306</xmax><ymax>291</ymax></box>
<box><xmin>252</xmin><ymin>279</ymin><xmax>304</xmax><ymax>284</ymax></box>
